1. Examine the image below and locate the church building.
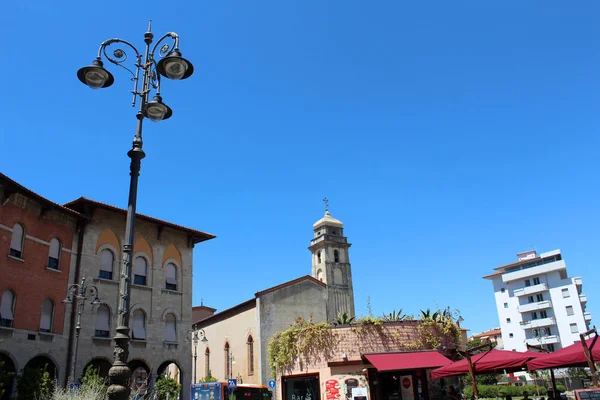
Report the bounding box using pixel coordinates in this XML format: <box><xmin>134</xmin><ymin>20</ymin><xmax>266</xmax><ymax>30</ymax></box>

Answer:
<box><xmin>192</xmin><ymin>208</ymin><xmax>356</xmax><ymax>386</ymax></box>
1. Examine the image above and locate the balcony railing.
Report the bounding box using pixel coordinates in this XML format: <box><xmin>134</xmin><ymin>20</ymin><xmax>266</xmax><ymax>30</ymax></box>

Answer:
<box><xmin>526</xmin><ymin>335</ymin><xmax>560</xmax><ymax>346</ymax></box>
<box><xmin>518</xmin><ymin>300</ymin><xmax>552</xmax><ymax>313</ymax></box>
<box><xmin>520</xmin><ymin>317</ymin><xmax>556</xmax><ymax>329</ymax></box>
<box><xmin>579</xmin><ymin>294</ymin><xmax>587</xmax><ymax>304</ymax></box>
<box><xmin>584</xmin><ymin>312</ymin><xmax>592</xmax><ymax>321</ymax></box>
<box><xmin>513</xmin><ymin>283</ymin><xmax>548</xmax><ymax>297</ymax></box>
<box><xmin>502</xmin><ymin>260</ymin><xmax>566</xmax><ymax>283</ymax></box>
<box><xmin>573</xmin><ymin>276</ymin><xmax>582</xmax><ymax>287</ymax></box>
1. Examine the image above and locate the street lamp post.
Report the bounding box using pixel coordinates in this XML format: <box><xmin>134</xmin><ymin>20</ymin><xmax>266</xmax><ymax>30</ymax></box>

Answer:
<box><xmin>77</xmin><ymin>21</ymin><xmax>194</xmax><ymax>400</ymax></box>
<box><xmin>63</xmin><ymin>278</ymin><xmax>102</xmax><ymax>384</ymax></box>
<box><xmin>186</xmin><ymin>328</ymin><xmax>208</xmax><ymax>384</ymax></box>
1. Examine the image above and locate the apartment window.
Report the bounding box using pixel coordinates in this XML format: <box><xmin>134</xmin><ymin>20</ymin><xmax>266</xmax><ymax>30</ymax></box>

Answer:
<box><xmin>95</xmin><ymin>305</ymin><xmax>110</xmax><ymax>337</ymax></box>
<box><xmin>503</xmin><ymin>303</ymin><xmax>508</xmax><ymax>308</ymax></box>
<box><xmin>536</xmin><ymin>293</ymin><xmax>544</xmax><ymax>302</ymax></box>
<box><xmin>132</xmin><ymin>309</ymin><xmax>146</xmax><ymax>340</ymax></box>
<box><xmin>205</xmin><ymin>348</ymin><xmax>210</xmax><ymax>377</ymax></box>
<box><xmin>9</xmin><ymin>223</ymin><xmax>25</xmax><ymax>258</ymax></box>
<box><xmin>533</xmin><ymin>277</ymin><xmax>541</xmax><ymax>285</ymax></box>
<box><xmin>570</xmin><ymin>323</ymin><xmax>578</xmax><ymax>334</ymax></box>
<box><xmin>39</xmin><ymin>298</ymin><xmax>54</xmax><ymax>333</ymax></box>
<box><xmin>506</xmin><ymin>318</ymin><xmax>511</xmax><ymax>323</ymax></box>
<box><xmin>533</xmin><ymin>329</ymin><xmax>540</xmax><ymax>337</ymax></box>
<box><xmin>528</xmin><ymin>296</ymin><xmax>535</xmax><ymax>304</ymax></box>
<box><xmin>501</xmin><ymin>288</ymin><xmax>506</xmax><ymax>293</ymax></box>
<box><xmin>99</xmin><ymin>249</ymin><xmax>114</xmax><ymax>280</ymax></box>
<box><xmin>247</xmin><ymin>335</ymin><xmax>255</xmax><ymax>376</ymax></box>
<box><xmin>0</xmin><ymin>290</ymin><xmax>16</xmax><ymax>327</ymax></box>
<box><xmin>540</xmin><ymin>310</ymin><xmax>548</xmax><ymax>319</ymax></box>
<box><xmin>548</xmin><ymin>344</ymin><xmax>555</xmax><ymax>352</ymax></box>
<box><xmin>562</xmin><ymin>288</ymin><xmax>570</xmax><ymax>298</ymax></box>
<box><xmin>509</xmin><ymin>333</ymin><xmax>514</xmax><ymax>338</ymax></box>
<box><xmin>532</xmin><ymin>312</ymin><xmax>538</xmax><ymax>320</ymax></box>
<box><xmin>48</xmin><ymin>238</ymin><xmax>61</xmax><ymax>270</ymax></box>
<box><xmin>525</xmin><ymin>279</ymin><xmax>531</xmax><ymax>287</ymax></box>
<box><xmin>165</xmin><ymin>313</ymin><xmax>177</xmax><ymax>342</ymax></box>
<box><xmin>165</xmin><ymin>263</ymin><xmax>178</xmax><ymax>291</ymax></box>
<box><xmin>566</xmin><ymin>306</ymin><xmax>574</xmax><ymax>316</ymax></box>
<box><xmin>133</xmin><ymin>257</ymin><xmax>147</xmax><ymax>286</ymax></box>
<box><xmin>224</xmin><ymin>342</ymin><xmax>231</xmax><ymax>379</ymax></box>
<box><xmin>544</xmin><ymin>327</ymin><xmax>552</xmax><ymax>336</ymax></box>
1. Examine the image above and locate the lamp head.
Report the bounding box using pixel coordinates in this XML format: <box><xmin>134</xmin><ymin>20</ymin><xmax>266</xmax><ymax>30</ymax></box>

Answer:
<box><xmin>145</xmin><ymin>95</ymin><xmax>173</xmax><ymax>122</ymax></box>
<box><xmin>77</xmin><ymin>59</ymin><xmax>114</xmax><ymax>89</ymax></box>
<box><xmin>156</xmin><ymin>50</ymin><xmax>194</xmax><ymax>81</ymax></box>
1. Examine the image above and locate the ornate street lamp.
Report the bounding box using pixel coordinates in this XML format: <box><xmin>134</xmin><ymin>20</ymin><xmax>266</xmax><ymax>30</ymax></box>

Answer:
<box><xmin>186</xmin><ymin>328</ymin><xmax>208</xmax><ymax>384</ymax></box>
<box><xmin>77</xmin><ymin>21</ymin><xmax>194</xmax><ymax>400</ymax></box>
<box><xmin>63</xmin><ymin>278</ymin><xmax>102</xmax><ymax>384</ymax></box>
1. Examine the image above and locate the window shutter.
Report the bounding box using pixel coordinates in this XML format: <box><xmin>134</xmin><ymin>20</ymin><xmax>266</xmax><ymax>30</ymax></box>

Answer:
<box><xmin>100</xmin><ymin>250</ymin><xmax>114</xmax><ymax>272</ymax></box>
<box><xmin>49</xmin><ymin>238</ymin><xmax>60</xmax><ymax>259</ymax></box>
<box><xmin>135</xmin><ymin>258</ymin><xmax>147</xmax><ymax>277</ymax></box>
<box><xmin>165</xmin><ymin>314</ymin><xmax>177</xmax><ymax>342</ymax></box>
<box><xmin>96</xmin><ymin>306</ymin><xmax>110</xmax><ymax>331</ymax></box>
<box><xmin>166</xmin><ymin>264</ymin><xmax>177</xmax><ymax>285</ymax></box>
<box><xmin>40</xmin><ymin>299</ymin><xmax>54</xmax><ymax>331</ymax></box>
<box><xmin>132</xmin><ymin>310</ymin><xmax>146</xmax><ymax>339</ymax></box>
<box><xmin>10</xmin><ymin>224</ymin><xmax>24</xmax><ymax>251</ymax></box>
<box><xmin>0</xmin><ymin>291</ymin><xmax>15</xmax><ymax>320</ymax></box>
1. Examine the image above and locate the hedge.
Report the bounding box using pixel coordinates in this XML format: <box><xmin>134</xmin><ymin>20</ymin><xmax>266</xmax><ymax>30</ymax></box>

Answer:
<box><xmin>463</xmin><ymin>385</ymin><xmax>550</xmax><ymax>398</ymax></box>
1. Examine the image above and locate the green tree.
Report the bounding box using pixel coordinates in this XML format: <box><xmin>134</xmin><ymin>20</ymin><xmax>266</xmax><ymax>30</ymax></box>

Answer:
<box><xmin>80</xmin><ymin>365</ymin><xmax>107</xmax><ymax>395</ymax></box>
<box><xmin>154</xmin><ymin>377</ymin><xmax>181</xmax><ymax>400</ymax></box>
<box><xmin>198</xmin><ymin>370</ymin><xmax>219</xmax><ymax>383</ymax></box>
<box><xmin>16</xmin><ymin>364</ymin><xmax>53</xmax><ymax>400</ymax></box>
<box><xmin>567</xmin><ymin>367</ymin><xmax>590</xmax><ymax>381</ymax></box>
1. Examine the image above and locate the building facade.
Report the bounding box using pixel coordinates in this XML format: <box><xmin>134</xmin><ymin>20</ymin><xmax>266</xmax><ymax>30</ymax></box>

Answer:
<box><xmin>468</xmin><ymin>328</ymin><xmax>504</xmax><ymax>349</ymax></box>
<box><xmin>484</xmin><ymin>249</ymin><xmax>591</xmax><ymax>353</ymax></box>
<box><xmin>0</xmin><ymin>174</ymin><xmax>85</xmax><ymax>399</ymax></box>
<box><xmin>64</xmin><ymin>198</ymin><xmax>214</xmax><ymax>400</ymax></box>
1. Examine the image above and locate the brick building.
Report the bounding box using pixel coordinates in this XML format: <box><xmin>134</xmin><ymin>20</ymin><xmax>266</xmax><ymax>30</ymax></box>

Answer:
<box><xmin>0</xmin><ymin>173</ymin><xmax>85</xmax><ymax>399</ymax></box>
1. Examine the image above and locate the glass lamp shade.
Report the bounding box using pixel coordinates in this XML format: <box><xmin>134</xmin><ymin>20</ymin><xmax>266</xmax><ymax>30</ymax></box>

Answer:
<box><xmin>156</xmin><ymin>51</ymin><xmax>194</xmax><ymax>80</ymax></box>
<box><xmin>145</xmin><ymin>95</ymin><xmax>173</xmax><ymax>122</ymax></box>
<box><xmin>77</xmin><ymin>60</ymin><xmax>114</xmax><ymax>89</ymax></box>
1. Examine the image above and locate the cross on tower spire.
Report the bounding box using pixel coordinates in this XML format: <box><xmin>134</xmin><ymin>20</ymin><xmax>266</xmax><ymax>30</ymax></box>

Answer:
<box><xmin>323</xmin><ymin>197</ymin><xmax>329</xmax><ymax>212</ymax></box>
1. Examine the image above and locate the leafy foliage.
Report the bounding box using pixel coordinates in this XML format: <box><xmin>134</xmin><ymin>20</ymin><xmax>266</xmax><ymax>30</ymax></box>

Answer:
<box><xmin>333</xmin><ymin>312</ymin><xmax>355</xmax><ymax>326</ymax></box>
<box><xmin>80</xmin><ymin>366</ymin><xmax>107</xmax><ymax>396</ymax></box>
<box><xmin>16</xmin><ymin>364</ymin><xmax>54</xmax><ymax>400</ymax></box>
<box><xmin>567</xmin><ymin>367</ymin><xmax>590</xmax><ymax>381</ymax></box>
<box><xmin>463</xmin><ymin>384</ymin><xmax>548</xmax><ymax>399</ymax></box>
<box><xmin>382</xmin><ymin>309</ymin><xmax>408</xmax><ymax>322</ymax></box>
<box><xmin>407</xmin><ymin>307</ymin><xmax>461</xmax><ymax>351</ymax></box>
<box><xmin>198</xmin><ymin>370</ymin><xmax>219</xmax><ymax>383</ymax></box>
<box><xmin>154</xmin><ymin>377</ymin><xmax>181</xmax><ymax>400</ymax></box>
<box><xmin>268</xmin><ymin>316</ymin><xmax>339</xmax><ymax>375</ymax></box>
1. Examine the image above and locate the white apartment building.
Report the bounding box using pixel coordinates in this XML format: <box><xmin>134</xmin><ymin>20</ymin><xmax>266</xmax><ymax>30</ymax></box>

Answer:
<box><xmin>484</xmin><ymin>249</ymin><xmax>591</xmax><ymax>353</ymax></box>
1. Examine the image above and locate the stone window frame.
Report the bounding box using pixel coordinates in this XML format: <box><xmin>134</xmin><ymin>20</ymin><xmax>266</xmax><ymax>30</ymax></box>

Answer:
<box><xmin>162</xmin><ymin>258</ymin><xmax>182</xmax><ymax>292</ymax></box>
<box><xmin>97</xmin><ymin>244</ymin><xmax>119</xmax><ymax>281</ymax></box>
<box><xmin>133</xmin><ymin>252</ymin><xmax>151</xmax><ymax>287</ymax></box>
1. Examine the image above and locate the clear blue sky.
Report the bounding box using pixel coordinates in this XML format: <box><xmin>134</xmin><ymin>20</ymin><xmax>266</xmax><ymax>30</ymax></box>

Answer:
<box><xmin>1</xmin><ymin>2</ymin><xmax>598</xmax><ymax>336</ymax></box>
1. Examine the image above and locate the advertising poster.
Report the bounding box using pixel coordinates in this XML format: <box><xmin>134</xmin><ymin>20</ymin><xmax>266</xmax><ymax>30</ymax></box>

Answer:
<box><xmin>399</xmin><ymin>376</ymin><xmax>414</xmax><ymax>400</ymax></box>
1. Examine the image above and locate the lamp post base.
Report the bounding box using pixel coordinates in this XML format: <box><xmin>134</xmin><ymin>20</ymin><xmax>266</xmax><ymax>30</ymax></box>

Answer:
<box><xmin>107</xmin><ymin>328</ymin><xmax>132</xmax><ymax>400</ymax></box>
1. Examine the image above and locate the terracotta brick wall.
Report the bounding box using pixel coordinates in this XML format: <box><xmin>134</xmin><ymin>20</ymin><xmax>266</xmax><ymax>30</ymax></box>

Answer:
<box><xmin>0</xmin><ymin>195</ymin><xmax>78</xmax><ymax>334</ymax></box>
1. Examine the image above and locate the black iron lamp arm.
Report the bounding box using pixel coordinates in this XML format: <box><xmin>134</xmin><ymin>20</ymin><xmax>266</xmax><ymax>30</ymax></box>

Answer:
<box><xmin>150</xmin><ymin>32</ymin><xmax>180</xmax><ymax>59</ymax></box>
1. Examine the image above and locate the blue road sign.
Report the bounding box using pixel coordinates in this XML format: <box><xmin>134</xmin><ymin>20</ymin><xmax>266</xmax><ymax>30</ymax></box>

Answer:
<box><xmin>228</xmin><ymin>379</ymin><xmax>237</xmax><ymax>389</ymax></box>
<box><xmin>69</xmin><ymin>383</ymin><xmax>81</xmax><ymax>392</ymax></box>
<box><xmin>268</xmin><ymin>379</ymin><xmax>276</xmax><ymax>388</ymax></box>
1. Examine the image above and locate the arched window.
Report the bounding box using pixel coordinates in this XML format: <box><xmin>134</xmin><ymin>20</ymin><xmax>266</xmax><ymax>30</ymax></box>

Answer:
<box><xmin>134</xmin><ymin>257</ymin><xmax>147</xmax><ymax>286</ymax></box>
<box><xmin>165</xmin><ymin>263</ymin><xmax>177</xmax><ymax>291</ymax></box>
<box><xmin>132</xmin><ymin>309</ymin><xmax>146</xmax><ymax>340</ymax></box>
<box><xmin>316</xmin><ymin>269</ymin><xmax>324</xmax><ymax>282</ymax></box>
<box><xmin>247</xmin><ymin>336</ymin><xmax>254</xmax><ymax>376</ymax></box>
<box><xmin>0</xmin><ymin>290</ymin><xmax>16</xmax><ymax>327</ymax></box>
<box><xmin>9</xmin><ymin>223</ymin><xmax>25</xmax><ymax>258</ymax></box>
<box><xmin>317</xmin><ymin>251</ymin><xmax>321</xmax><ymax>264</ymax></box>
<box><xmin>40</xmin><ymin>298</ymin><xmax>54</xmax><ymax>333</ymax></box>
<box><xmin>224</xmin><ymin>342</ymin><xmax>231</xmax><ymax>379</ymax></box>
<box><xmin>334</xmin><ymin>249</ymin><xmax>340</xmax><ymax>263</ymax></box>
<box><xmin>48</xmin><ymin>238</ymin><xmax>61</xmax><ymax>270</ymax></box>
<box><xmin>205</xmin><ymin>348</ymin><xmax>210</xmax><ymax>377</ymax></box>
<box><xmin>165</xmin><ymin>313</ymin><xmax>177</xmax><ymax>342</ymax></box>
<box><xmin>99</xmin><ymin>249</ymin><xmax>114</xmax><ymax>280</ymax></box>
<box><xmin>95</xmin><ymin>305</ymin><xmax>110</xmax><ymax>338</ymax></box>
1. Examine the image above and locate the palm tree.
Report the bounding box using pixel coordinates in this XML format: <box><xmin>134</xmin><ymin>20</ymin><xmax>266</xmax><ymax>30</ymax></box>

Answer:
<box><xmin>333</xmin><ymin>312</ymin><xmax>355</xmax><ymax>326</ymax></box>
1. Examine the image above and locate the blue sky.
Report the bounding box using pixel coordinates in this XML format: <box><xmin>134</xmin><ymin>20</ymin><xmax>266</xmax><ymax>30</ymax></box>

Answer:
<box><xmin>1</xmin><ymin>2</ymin><xmax>598</xmax><ymax>336</ymax></box>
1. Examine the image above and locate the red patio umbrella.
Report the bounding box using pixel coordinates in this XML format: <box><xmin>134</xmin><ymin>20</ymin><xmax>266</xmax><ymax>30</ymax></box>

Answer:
<box><xmin>527</xmin><ymin>336</ymin><xmax>599</xmax><ymax>370</ymax></box>
<box><xmin>431</xmin><ymin>349</ymin><xmax>539</xmax><ymax>378</ymax></box>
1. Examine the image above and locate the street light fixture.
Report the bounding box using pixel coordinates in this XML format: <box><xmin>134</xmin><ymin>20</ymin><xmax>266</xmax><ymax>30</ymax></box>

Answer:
<box><xmin>63</xmin><ymin>278</ymin><xmax>102</xmax><ymax>384</ymax></box>
<box><xmin>77</xmin><ymin>20</ymin><xmax>194</xmax><ymax>400</ymax></box>
<box><xmin>186</xmin><ymin>328</ymin><xmax>208</xmax><ymax>384</ymax></box>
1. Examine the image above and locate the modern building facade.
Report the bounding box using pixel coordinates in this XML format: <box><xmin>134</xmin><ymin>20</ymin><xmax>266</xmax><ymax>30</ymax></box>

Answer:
<box><xmin>0</xmin><ymin>173</ymin><xmax>85</xmax><ymax>399</ymax></box>
<box><xmin>484</xmin><ymin>249</ymin><xmax>591</xmax><ymax>353</ymax></box>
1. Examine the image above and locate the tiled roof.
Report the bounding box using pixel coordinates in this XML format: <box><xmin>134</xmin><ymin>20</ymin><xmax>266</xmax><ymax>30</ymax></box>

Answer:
<box><xmin>64</xmin><ymin>197</ymin><xmax>215</xmax><ymax>244</ymax></box>
<box><xmin>0</xmin><ymin>173</ymin><xmax>87</xmax><ymax>220</ymax></box>
<box><xmin>472</xmin><ymin>328</ymin><xmax>501</xmax><ymax>338</ymax></box>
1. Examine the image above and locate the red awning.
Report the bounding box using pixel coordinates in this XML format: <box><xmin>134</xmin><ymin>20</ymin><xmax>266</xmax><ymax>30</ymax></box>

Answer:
<box><xmin>363</xmin><ymin>351</ymin><xmax>452</xmax><ymax>371</ymax></box>
<box><xmin>528</xmin><ymin>336</ymin><xmax>599</xmax><ymax>370</ymax></box>
<box><xmin>430</xmin><ymin>350</ymin><xmax>538</xmax><ymax>379</ymax></box>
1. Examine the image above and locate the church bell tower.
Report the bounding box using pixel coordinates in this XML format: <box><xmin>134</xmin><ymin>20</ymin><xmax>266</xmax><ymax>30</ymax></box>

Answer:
<box><xmin>309</xmin><ymin>199</ymin><xmax>355</xmax><ymax>322</ymax></box>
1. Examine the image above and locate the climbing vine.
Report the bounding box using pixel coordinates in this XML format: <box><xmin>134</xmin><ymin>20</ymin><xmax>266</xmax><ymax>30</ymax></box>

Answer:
<box><xmin>268</xmin><ymin>317</ymin><xmax>339</xmax><ymax>375</ymax></box>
